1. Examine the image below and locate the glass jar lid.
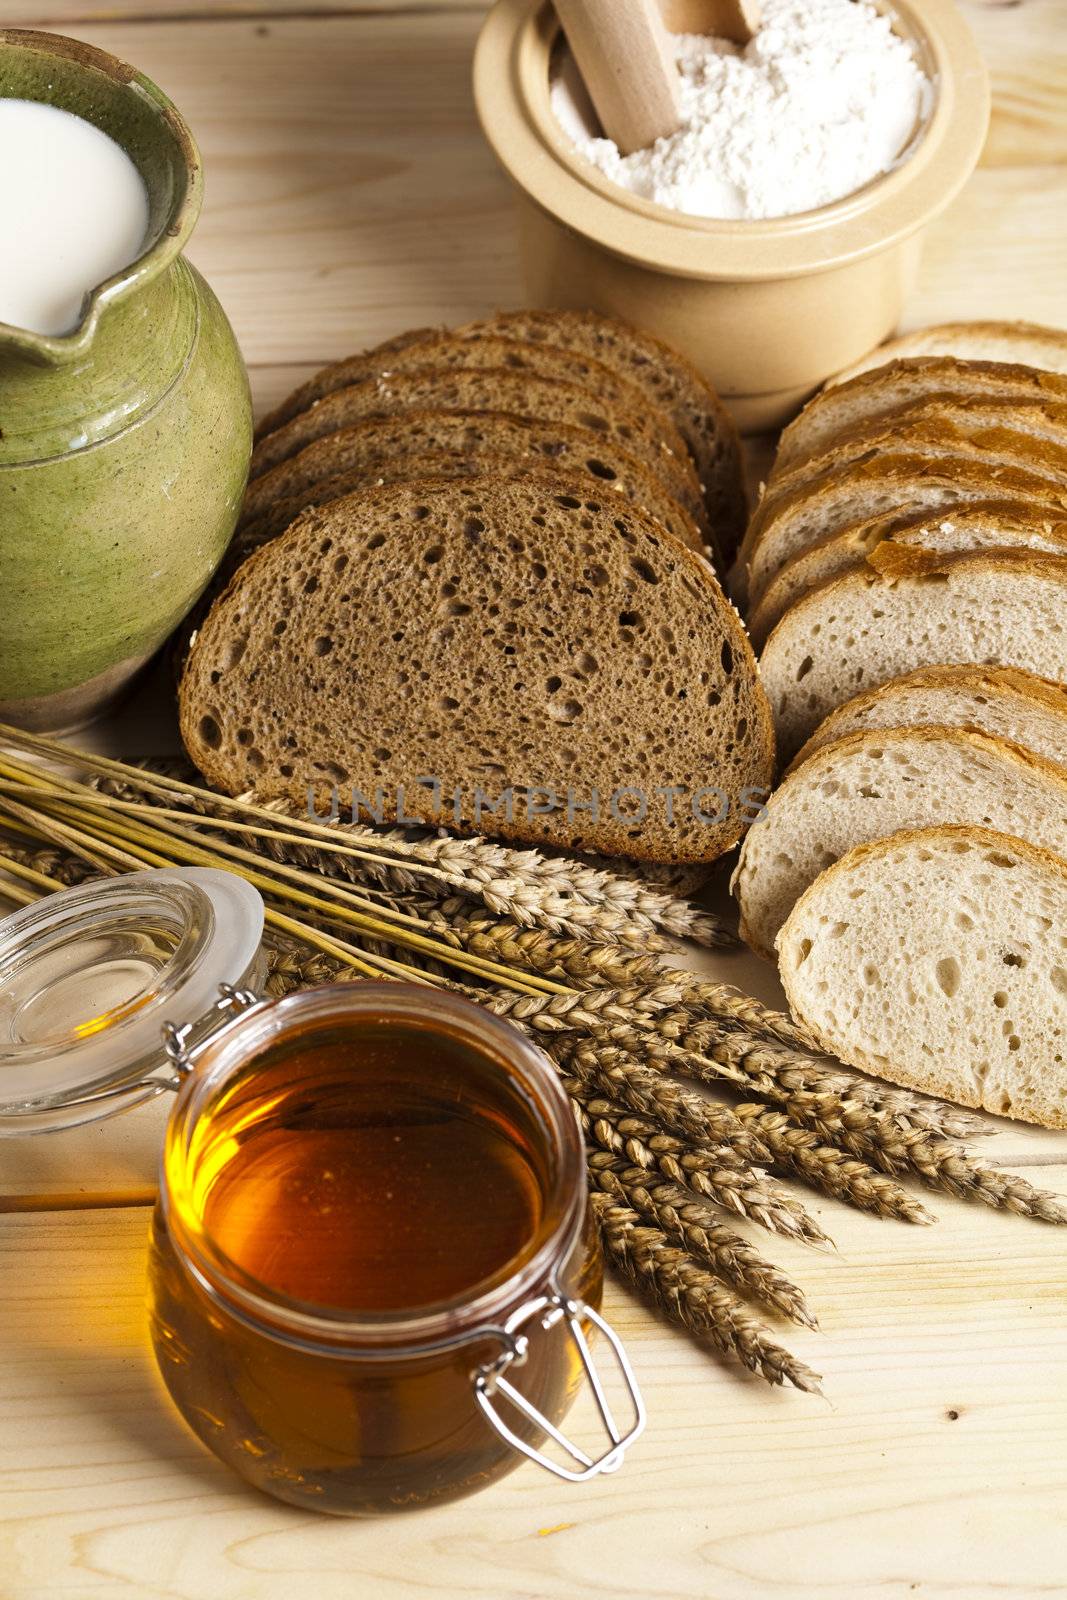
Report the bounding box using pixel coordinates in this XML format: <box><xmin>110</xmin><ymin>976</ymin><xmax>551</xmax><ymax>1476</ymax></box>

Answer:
<box><xmin>0</xmin><ymin>867</ymin><xmax>265</xmax><ymax>1133</ymax></box>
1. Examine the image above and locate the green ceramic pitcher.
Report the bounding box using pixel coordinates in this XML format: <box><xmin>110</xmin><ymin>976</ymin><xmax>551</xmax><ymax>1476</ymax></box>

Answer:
<box><xmin>0</xmin><ymin>29</ymin><xmax>252</xmax><ymax>731</ymax></box>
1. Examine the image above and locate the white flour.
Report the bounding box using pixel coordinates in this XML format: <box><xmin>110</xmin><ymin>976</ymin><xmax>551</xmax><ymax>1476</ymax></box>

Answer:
<box><xmin>551</xmin><ymin>0</ymin><xmax>931</xmax><ymax>221</ymax></box>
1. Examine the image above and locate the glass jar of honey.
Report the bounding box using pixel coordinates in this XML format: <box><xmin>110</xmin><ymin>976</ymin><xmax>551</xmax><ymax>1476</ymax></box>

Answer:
<box><xmin>0</xmin><ymin>868</ymin><xmax>644</xmax><ymax>1513</ymax></box>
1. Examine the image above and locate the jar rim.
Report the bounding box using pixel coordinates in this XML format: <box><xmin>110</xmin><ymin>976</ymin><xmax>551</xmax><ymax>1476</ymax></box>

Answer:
<box><xmin>0</xmin><ymin>28</ymin><xmax>202</xmax><ymax>363</ymax></box>
<box><xmin>474</xmin><ymin>0</ymin><xmax>990</xmax><ymax>280</ymax></box>
<box><xmin>161</xmin><ymin>982</ymin><xmax>590</xmax><ymax>1357</ymax></box>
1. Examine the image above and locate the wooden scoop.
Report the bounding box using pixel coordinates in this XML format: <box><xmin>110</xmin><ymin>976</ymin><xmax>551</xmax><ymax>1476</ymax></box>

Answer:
<box><xmin>554</xmin><ymin>0</ymin><xmax>761</xmax><ymax>155</ymax></box>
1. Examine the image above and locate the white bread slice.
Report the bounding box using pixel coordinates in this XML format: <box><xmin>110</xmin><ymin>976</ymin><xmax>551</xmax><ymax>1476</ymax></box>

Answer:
<box><xmin>740</xmin><ymin>455</ymin><xmax>1067</xmax><ymax>605</ymax></box>
<box><xmin>733</xmin><ymin>726</ymin><xmax>1067</xmax><ymax>957</ymax></box>
<box><xmin>748</xmin><ymin>502</ymin><xmax>1067</xmax><ymax>647</ymax></box>
<box><xmin>757</xmin><ymin>397</ymin><xmax>1067</xmax><ymax>520</ymax></box>
<box><xmin>742</xmin><ymin>401</ymin><xmax>1067</xmax><ymax>578</ymax></box>
<box><xmin>778</xmin><ymin>826</ymin><xmax>1067</xmax><ymax>1128</ymax></box>
<box><xmin>179</xmin><ymin>476</ymin><xmax>774</xmax><ymax>864</ymax></box>
<box><xmin>830</xmin><ymin>321</ymin><xmax>1067</xmax><ymax>386</ymax></box>
<box><xmin>757</xmin><ymin>547</ymin><xmax>1067</xmax><ymax>761</ymax></box>
<box><xmin>775</xmin><ymin>358</ymin><xmax>1067</xmax><ymax>475</ymax></box>
<box><xmin>791</xmin><ymin>666</ymin><xmax>1067</xmax><ymax>773</ymax></box>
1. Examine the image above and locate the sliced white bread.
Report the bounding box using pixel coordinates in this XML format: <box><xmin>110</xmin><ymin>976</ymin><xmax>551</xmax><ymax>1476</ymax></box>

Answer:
<box><xmin>743</xmin><ymin>401</ymin><xmax>1067</xmax><ymax>576</ymax></box>
<box><xmin>775</xmin><ymin>358</ymin><xmax>1067</xmax><ymax>475</ymax></box>
<box><xmin>748</xmin><ymin>502</ymin><xmax>1067</xmax><ymax>647</ymax></box>
<box><xmin>778</xmin><ymin>825</ymin><xmax>1067</xmax><ymax>1128</ymax></box>
<box><xmin>733</xmin><ymin>726</ymin><xmax>1067</xmax><ymax>957</ymax></box>
<box><xmin>740</xmin><ymin>454</ymin><xmax>1067</xmax><ymax>605</ymax></box>
<box><xmin>758</xmin><ymin>396</ymin><xmax>1067</xmax><ymax>519</ymax></box>
<box><xmin>792</xmin><ymin>666</ymin><xmax>1067</xmax><ymax>772</ymax></box>
<box><xmin>757</xmin><ymin>547</ymin><xmax>1067</xmax><ymax>761</ymax></box>
<box><xmin>179</xmin><ymin>476</ymin><xmax>774</xmax><ymax>864</ymax></box>
<box><xmin>830</xmin><ymin>321</ymin><xmax>1067</xmax><ymax>386</ymax></box>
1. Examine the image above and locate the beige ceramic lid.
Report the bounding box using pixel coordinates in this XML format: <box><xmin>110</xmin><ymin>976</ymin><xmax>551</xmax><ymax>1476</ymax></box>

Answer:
<box><xmin>474</xmin><ymin>0</ymin><xmax>990</xmax><ymax>280</ymax></box>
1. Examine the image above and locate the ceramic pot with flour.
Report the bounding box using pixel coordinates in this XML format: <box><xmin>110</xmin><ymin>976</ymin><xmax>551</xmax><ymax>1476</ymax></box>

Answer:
<box><xmin>474</xmin><ymin>0</ymin><xmax>990</xmax><ymax>430</ymax></box>
<box><xmin>0</xmin><ymin>29</ymin><xmax>252</xmax><ymax>732</ymax></box>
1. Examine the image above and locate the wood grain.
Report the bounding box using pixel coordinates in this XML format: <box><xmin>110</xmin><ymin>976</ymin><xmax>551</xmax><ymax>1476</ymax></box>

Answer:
<box><xmin>2</xmin><ymin>1203</ymin><xmax>1066</xmax><ymax>1600</ymax></box>
<box><xmin>7</xmin><ymin>0</ymin><xmax>1064</xmax><ymax>177</ymax></box>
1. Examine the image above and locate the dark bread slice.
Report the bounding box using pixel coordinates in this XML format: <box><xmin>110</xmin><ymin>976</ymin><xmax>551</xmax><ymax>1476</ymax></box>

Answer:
<box><xmin>240</xmin><ymin>410</ymin><xmax>707</xmax><ymax>553</ymax></box>
<box><xmin>452</xmin><ymin>310</ymin><xmax>747</xmax><ymax>559</ymax></box>
<box><xmin>775</xmin><ymin>357</ymin><xmax>1067</xmax><ymax>474</ymax></box>
<box><xmin>248</xmin><ymin>367</ymin><xmax>703</xmax><ymax>527</ymax></box>
<box><xmin>180</xmin><ymin>477</ymin><xmax>774</xmax><ymax>862</ymax></box>
<box><xmin>239</xmin><ymin>448</ymin><xmax>706</xmax><ymax>556</ymax></box>
<box><xmin>250</xmin><ymin>335</ymin><xmax>690</xmax><ymax>483</ymax></box>
<box><xmin>254</xmin><ymin>326</ymin><xmax>438</xmax><ymax>440</ymax></box>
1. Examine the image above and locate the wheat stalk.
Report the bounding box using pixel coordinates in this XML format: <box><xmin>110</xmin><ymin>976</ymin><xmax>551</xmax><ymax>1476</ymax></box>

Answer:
<box><xmin>586</xmin><ymin>1152</ymin><xmax>817</xmax><ymax>1329</ymax></box>
<box><xmin>591</xmin><ymin>1193</ymin><xmax>823</xmax><ymax>1393</ymax></box>
<box><xmin>567</xmin><ymin>1078</ymin><xmax>831</xmax><ymax>1247</ymax></box>
<box><xmin>734</xmin><ymin>1105</ymin><xmax>934</xmax><ymax>1226</ymax></box>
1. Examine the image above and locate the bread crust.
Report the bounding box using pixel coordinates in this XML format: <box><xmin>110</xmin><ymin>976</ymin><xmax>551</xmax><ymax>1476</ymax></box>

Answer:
<box><xmin>828</xmin><ymin>320</ymin><xmax>1067</xmax><ymax>386</ymax></box>
<box><xmin>735</xmin><ymin>724</ymin><xmax>1067</xmax><ymax>958</ymax></box>
<box><xmin>777</xmin><ymin>357</ymin><xmax>1067</xmax><ymax>474</ymax></box>
<box><xmin>249</xmin><ymin>362</ymin><xmax>697</xmax><ymax>497</ymax></box>
<box><xmin>738</xmin><ymin>453</ymin><xmax>1067</xmax><ymax>604</ymax></box>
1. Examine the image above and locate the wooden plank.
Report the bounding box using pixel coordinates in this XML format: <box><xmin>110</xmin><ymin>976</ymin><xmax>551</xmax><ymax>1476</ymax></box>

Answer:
<box><xmin>7</xmin><ymin>1</ymin><xmax>1063</xmax><ymax>173</ymax></box>
<box><xmin>1</xmin><ymin>1202</ymin><xmax>1066</xmax><ymax>1599</ymax></box>
<box><xmin>909</xmin><ymin>164</ymin><xmax>1067</xmax><ymax>329</ymax></box>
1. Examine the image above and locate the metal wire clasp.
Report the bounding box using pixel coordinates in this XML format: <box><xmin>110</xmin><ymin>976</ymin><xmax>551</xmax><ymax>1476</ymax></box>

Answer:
<box><xmin>162</xmin><ymin>983</ymin><xmax>261</xmax><ymax>1080</ymax></box>
<box><xmin>472</xmin><ymin>1290</ymin><xmax>645</xmax><ymax>1483</ymax></box>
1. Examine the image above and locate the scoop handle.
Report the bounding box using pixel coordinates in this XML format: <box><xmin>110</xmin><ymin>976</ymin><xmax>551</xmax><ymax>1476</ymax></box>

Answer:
<box><xmin>553</xmin><ymin>0</ymin><xmax>684</xmax><ymax>155</ymax></box>
<box><xmin>661</xmin><ymin>0</ymin><xmax>762</xmax><ymax>46</ymax></box>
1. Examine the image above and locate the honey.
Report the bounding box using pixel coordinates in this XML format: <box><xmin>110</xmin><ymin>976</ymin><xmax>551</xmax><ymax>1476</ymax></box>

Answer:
<box><xmin>148</xmin><ymin>988</ymin><xmax>603</xmax><ymax>1513</ymax></box>
<box><xmin>185</xmin><ymin>1026</ymin><xmax>547</xmax><ymax>1312</ymax></box>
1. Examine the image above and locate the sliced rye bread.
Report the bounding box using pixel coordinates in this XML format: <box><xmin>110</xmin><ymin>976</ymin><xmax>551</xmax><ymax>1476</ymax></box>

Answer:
<box><xmin>758</xmin><ymin>547</ymin><xmax>1067</xmax><ymax>761</ymax></box>
<box><xmin>744</xmin><ymin>398</ymin><xmax>1067</xmax><ymax>558</ymax></box>
<box><xmin>733</xmin><ymin>726</ymin><xmax>1067</xmax><ymax>957</ymax></box>
<box><xmin>249</xmin><ymin>334</ymin><xmax>683</xmax><ymax>471</ymax></box>
<box><xmin>252</xmin><ymin>309</ymin><xmax>746</xmax><ymax>557</ymax></box>
<box><xmin>830</xmin><ymin>320</ymin><xmax>1067</xmax><ymax>386</ymax></box>
<box><xmin>738</xmin><ymin>455</ymin><xmax>1067</xmax><ymax>605</ymax></box>
<box><xmin>747</xmin><ymin>501</ymin><xmax>1067</xmax><ymax>647</ymax></box>
<box><xmin>778</xmin><ymin>825</ymin><xmax>1067</xmax><ymax>1128</ymax></box>
<box><xmin>239</xmin><ymin>412</ymin><xmax>706</xmax><ymax>556</ymax></box>
<box><xmin>775</xmin><ymin>358</ymin><xmax>1067</xmax><ymax>475</ymax></box>
<box><xmin>247</xmin><ymin>368</ymin><xmax>703</xmax><ymax>527</ymax></box>
<box><xmin>179</xmin><ymin>476</ymin><xmax>774</xmax><ymax>863</ymax></box>
<box><xmin>451</xmin><ymin>309</ymin><xmax>747</xmax><ymax>560</ymax></box>
<box><xmin>254</xmin><ymin>327</ymin><xmax>440</xmax><ymax>439</ymax></box>
<box><xmin>791</xmin><ymin>666</ymin><xmax>1067</xmax><ymax>773</ymax></box>
<box><xmin>180</xmin><ymin>458</ymin><xmax>708</xmax><ymax>680</ymax></box>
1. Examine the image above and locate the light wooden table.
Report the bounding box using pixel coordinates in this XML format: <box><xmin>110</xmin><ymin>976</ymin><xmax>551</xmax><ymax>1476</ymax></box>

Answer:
<box><xmin>2</xmin><ymin>3</ymin><xmax>1067</xmax><ymax>1597</ymax></box>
